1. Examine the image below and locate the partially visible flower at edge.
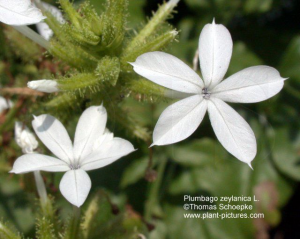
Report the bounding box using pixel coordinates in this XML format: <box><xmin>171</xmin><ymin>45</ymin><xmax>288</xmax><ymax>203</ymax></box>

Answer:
<box><xmin>0</xmin><ymin>0</ymin><xmax>46</xmax><ymax>26</ymax></box>
<box><xmin>0</xmin><ymin>96</ymin><xmax>13</xmax><ymax>114</ymax></box>
<box><xmin>11</xmin><ymin>105</ymin><xmax>136</xmax><ymax>207</ymax></box>
<box><xmin>130</xmin><ymin>20</ymin><xmax>287</xmax><ymax>168</ymax></box>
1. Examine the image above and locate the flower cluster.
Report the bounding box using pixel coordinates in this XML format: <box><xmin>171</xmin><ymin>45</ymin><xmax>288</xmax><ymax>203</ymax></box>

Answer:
<box><xmin>1</xmin><ymin>0</ymin><xmax>286</xmax><ymax>209</ymax></box>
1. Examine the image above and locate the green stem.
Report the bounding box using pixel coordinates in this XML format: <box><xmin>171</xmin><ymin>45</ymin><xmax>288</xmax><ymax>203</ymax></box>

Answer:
<box><xmin>145</xmin><ymin>156</ymin><xmax>168</xmax><ymax>221</ymax></box>
<box><xmin>12</xmin><ymin>26</ymin><xmax>49</xmax><ymax>49</ymax></box>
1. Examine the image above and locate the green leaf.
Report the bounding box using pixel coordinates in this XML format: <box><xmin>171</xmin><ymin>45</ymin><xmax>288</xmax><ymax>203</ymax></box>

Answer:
<box><xmin>244</xmin><ymin>0</ymin><xmax>273</xmax><ymax>13</ymax></box>
<box><xmin>120</xmin><ymin>157</ymin><xmax>149</xmax><ymax>188</ymax></box>
<box><xmin>227</xmin><ymin>42</ymin><xmax>263</xmax><ymax>76</ymax></box>
<box><xmin>167</xmin><ymin>138</ymin><xmax>227</xmax><ymax>167</ymax></box>
<box><xmin>270</xmin><ymin>127</ymin><xmax>300</xmax><ymax>181</ymax></box>
<box><xmin>279</xmin><ymin>36</ymin><xmax>300</xmax><ymax>83</ymax></box>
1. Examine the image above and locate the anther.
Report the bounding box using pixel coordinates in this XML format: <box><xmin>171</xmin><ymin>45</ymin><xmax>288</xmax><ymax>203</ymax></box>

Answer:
<box><xmin>202</xmin><ymin>88</ymin><xmax>211</xmax><ymax>99</ymax></box>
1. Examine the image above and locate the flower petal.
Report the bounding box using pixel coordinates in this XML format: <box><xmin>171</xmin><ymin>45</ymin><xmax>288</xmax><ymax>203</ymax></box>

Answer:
<box><xmin>11</xmin><ymin>153</ymin><xmax>69</xmax><ymax>174</ymax></box>
<box><xmin>212</xmin><ymin>66</ymin><xmax>286</xmax><ymax>103</ymax></box>
<box><xmin>164</xmin><ymin>89</ymin><xmax>195</xmax><ymax>99</ymax></box>
<box><xmin>130</xmin><ymin>51</ymin><xmax>203</xmax><ymax>94</ymax></box>
<box><xmin>74</xmin><ymin>105</ymin><xmax>107</xmax><ymax>162</ymax></box>
<box><xmin>0</xmin><ymin>96</ymin><xmax>13</xmax><ymax>114</ymax></box>
<box><xmin>0</xmin><ymin>0</ymin><xmax>46</xmax><ymax>26</ymax></box>
<box><xmin>199</xmin><ymin>20</ymin><xmax>233</xmax><ymax>89</ymax></box>
<box><xmin>208</xmin><ymin>98</ymin><xmax>256</xmax><ymax>164</ymax></box>
<box><xmin>59</xmin><ymin>169</ymin><xmax>91</xmax><ymax>207</ymax></box>
<box><xmin>92</xmin><ymin>130</ymin><xmax>114</xmax><ymax>151</ymax></box>
<box><xmin>36</xmin><ymin>2</ymin><xmax>65</xmax><ymax>40</ymax></box>
<box><xmin>152</xmin><ymin>95</ymin><xmax>207</xmax><ymax>146</ymax></box>
<box><xmin>81</xmin><ymin>138</ymin><xmax>135</xmax><ymax>171</ymax></box>
<box><xmin>32</xmin><ymin>114</ymin><xmax>73</xmax><ymax>164</ymax></box>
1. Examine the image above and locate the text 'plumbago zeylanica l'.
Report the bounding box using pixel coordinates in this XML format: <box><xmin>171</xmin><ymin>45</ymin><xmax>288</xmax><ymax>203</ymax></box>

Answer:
<box><xmin>11</xmin><ymin>105</ymin><xmax>136</xmax><ymax>207</ymax></box>
<box><xmin>131</xmin><ymin>20</ymin><xmax>287</xmax><ymax>167</ymax></box>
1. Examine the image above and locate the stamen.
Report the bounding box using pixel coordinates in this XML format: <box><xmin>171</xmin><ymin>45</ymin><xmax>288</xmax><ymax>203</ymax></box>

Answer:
<box><xmin>70</xmin><ymin>163</ymin><xmax>80</xmax><ymax>170</ymax></box>
<box><xmin>202</xmin><ymin>88</ymin><xmax>211</xmax><ymax>99</ymax></box>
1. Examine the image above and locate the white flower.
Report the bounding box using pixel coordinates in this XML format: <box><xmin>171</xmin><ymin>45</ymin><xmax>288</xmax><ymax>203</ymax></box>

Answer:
<box><xmin>27</xmin><ymin>79</ymin><xmax>59</xmax><ymax>93</ymax></box>
<box><xmin>0</xmin><ymin>0</ymin><xmax>46</xmax><ymax>26</ymax></box>
<box><xmin>36</xmin><ymin>2</ymin><xmax>65</xmax><ymax>40</ymax></box>
<box><xmin>0</xmin><ymin>96</ymin><xmax>13</xmax><ymax>114</ymax></box>
<box><xmin>11</xmin><ymin>105</ymin><xmax>135</xmax><ymax>207</ymax></box>
<box><xmin>15</xmin><ymin>122</ymin><xmax>38</xmax><ymax>154</ymax></box>
<box><xmin>130</xmin><ymin>20</ymin><xmax>286</xmax><ymax>167</ymax></box>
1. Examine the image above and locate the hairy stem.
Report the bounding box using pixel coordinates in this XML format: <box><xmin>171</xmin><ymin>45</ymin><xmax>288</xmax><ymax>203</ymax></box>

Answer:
<box><xmin>65</xmin><ymin>206</ymin><xmax>81</xmax><ymax>239</ymax></box>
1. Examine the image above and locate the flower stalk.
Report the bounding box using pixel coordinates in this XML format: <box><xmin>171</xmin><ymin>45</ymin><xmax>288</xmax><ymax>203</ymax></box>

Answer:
<box><xmin>12</xmin><ymin>26</ymin><xmax>49</xmax><ymax>49</ymax></box>
<box><xmin>145</xmin><ymin>156</ymin><xmax>168</xmax><ymax>221</ymax></box>
<box><xmin>33</xmin><ymin>171</ymin><xmax>48</xmax><ymax>208</ymax></box>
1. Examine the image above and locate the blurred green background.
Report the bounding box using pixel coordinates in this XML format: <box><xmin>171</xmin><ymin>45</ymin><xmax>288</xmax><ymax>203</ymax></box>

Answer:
<box><xmin>1</xmin><ymin>0</ymin><xmax>300</xmax><ymax>238</ymax></box>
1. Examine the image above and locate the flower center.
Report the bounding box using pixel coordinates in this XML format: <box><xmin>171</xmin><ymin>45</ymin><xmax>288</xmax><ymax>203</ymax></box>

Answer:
<box><xmin>202</xmin><ymin>88</ymin><xmax>211</xmax><ymax>99</ymax></box>
<box><xmin>69</xmin><ymin>163</ymin><xmax>81</xmax><ymax>170</ymax></box>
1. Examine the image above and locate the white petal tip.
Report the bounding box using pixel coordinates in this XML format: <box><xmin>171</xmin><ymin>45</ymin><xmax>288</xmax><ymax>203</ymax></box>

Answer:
<box><xmin>212</xmin><ymin>18</ymin><xmax>216</xmax><ymax>24</ymax></box>
<box><xmin>247</xmin><ymin>163</ymin><xmax>253</xmax><ymax>170</ymax></box>
<box><xmin>9</xmin><ymin>170</ymin><xmax>15</xmax><ymax>174</ymax></box>
<box><xmin>149</xmin><ymin>143</ymin><xmax>155</xmax><ymax>148</ymax></box>
<box><xmin>97</xmin><ymin>105</ymin><xmax>106</xmax><ymax>114</ymax></box>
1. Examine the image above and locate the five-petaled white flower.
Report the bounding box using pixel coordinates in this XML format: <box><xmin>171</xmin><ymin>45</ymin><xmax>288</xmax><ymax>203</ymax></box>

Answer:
<box><xmin>0</xmin><ymin>0</ymin><xmax>46</xmax><ymax>26</ymax></box>
<box><xmin>11</xmin><ymin>105</ymin><xmax>135</xmax><ymax>207</ymax></box>
<box><xmin>130</xmin><ymin>20</ymin><xmax>286</xmax><ymax>167</ymax></box>
<box><xmin>15</xmin><ymin>121</ymin><xmax>39</xmax><ymax>154</ymax></box>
